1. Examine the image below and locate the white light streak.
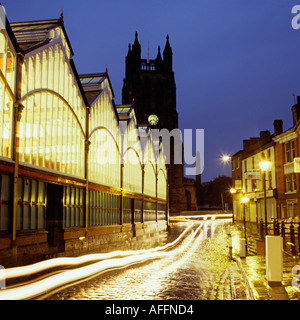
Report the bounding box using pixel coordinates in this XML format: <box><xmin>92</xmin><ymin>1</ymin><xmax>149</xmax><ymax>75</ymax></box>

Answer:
<box><xmin>5</xmin><ymin>222</ymin><xmax>194</xmax><ymax>281</ymax></box>
<box><xmin>1</xmin><ymin>222</ymin><xmax>200</xmax><ymax>300</ymax></box>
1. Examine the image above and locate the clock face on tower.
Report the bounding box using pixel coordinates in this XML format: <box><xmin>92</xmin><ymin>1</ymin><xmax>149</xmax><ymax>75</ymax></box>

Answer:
<box><xmin>148</xmin><ymin>114</ymin><xmax>159</xmax><ymax>126</ymax></box>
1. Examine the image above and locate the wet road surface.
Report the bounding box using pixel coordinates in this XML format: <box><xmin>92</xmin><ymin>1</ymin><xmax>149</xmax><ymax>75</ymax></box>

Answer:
<box><xmin>47</xmin><ymin>219</ymin><xmax>247</xmax><ymax>300</ymax></box>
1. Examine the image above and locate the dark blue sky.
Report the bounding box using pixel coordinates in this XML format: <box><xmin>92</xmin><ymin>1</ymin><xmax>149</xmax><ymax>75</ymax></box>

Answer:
<box><xmin>3</xmin><ymin>0</ymin><xmax>300</xmax><ymax>182</ymax></box>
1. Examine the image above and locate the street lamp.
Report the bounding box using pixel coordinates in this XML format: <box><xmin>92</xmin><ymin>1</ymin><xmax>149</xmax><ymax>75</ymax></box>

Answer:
<box><xmin>230</xmin><ymin>188</ymin><xmax>237</xmax><ymax>223</ymax></box>
<box><xmin>259</xmin><ymin>160</ymin><xmax>271</xmax><ymax>235</ymax></box>
<box><xmin>241</xmin><ymin>196</ymin><xmax>249</xmax><ymax>254</ymax></box>
<box><xmin>222</xmin><ymin>155</ymin><xmax>231</xmax><ymax>162</ymax></box>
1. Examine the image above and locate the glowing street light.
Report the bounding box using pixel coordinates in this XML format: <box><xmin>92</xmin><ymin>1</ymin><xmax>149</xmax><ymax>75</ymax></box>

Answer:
<box><xmin>222</xmin><ymin>155</ymin><xmax>230</xmax><ymax>162</ymax></box>
<box><xmin>241</xmin><ymin>196</ymin><xmax>249</xmax><ymax>204</ymax></box>
<box><xmin>230</xmin><ymin>188</ymin><xmax>237</xmax><ymax>194</ymax></box>
<box><xmin>259</xmin><ymin>160</ymin><xmax>270</xmax><ymax>172</ymax></box>
<box><xmin>230</xmin><ymin>188</ymin><xmax>237</xmax><ymax>223</ymax></box>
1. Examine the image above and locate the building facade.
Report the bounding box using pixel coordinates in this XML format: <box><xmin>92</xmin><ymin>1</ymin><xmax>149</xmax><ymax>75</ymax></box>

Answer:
<box><xmin>231</xmin><ymin>130</ymin><xmax>277</xmax><ymax>224</ymax></box>
<box><xmin>273</xmin><ymin>100</ymin><xmax>300</xmax><ymax>219</ymax></box>
<box><xmin>232</xmin><ymin>98</ymin><xmax>300</xmax><ymax>224</ymax></box>
<box><xmin>0</xmin><ymin>13</ymin><xmax>168</xmax><ymax>260</ymax></box>
<box><xmin>122</xmin><ymin>32</ymin><xmax>197</xmax><ymax>214</ymax></box>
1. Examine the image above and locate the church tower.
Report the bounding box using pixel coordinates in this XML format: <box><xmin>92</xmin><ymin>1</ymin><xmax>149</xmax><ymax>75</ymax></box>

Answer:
<box><xmin>122</xmin><ymin>32</ymin><xmax>178</xmax><ymax>131</ymax></box>
<box><xmin>122</xmin><ymin>32</ymin><xmax>197</xmax><ymax>214</ymax></box>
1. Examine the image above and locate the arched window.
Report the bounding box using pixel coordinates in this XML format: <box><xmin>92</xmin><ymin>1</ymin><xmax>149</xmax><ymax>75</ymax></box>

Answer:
<box><xmin>144</xmin><ymin>161</ymin><xmax>156</xmax><ymax>198</ymax></box>
<box><xmin>157</xmin><ymin>170</ymin><xmax>167</xmax><ymax>200</ymax></box>
<box><xmin>19</xmin><ymin>91</ymin><xmax>85</xmax><ymax>178</ymax></box>
<box><xmin>123</xmin><ymin>148</ymin><xmax>142</xmax><ymax>193</ymax></box>
<box><xmin>89</xmin><ymin>128</ymin><xmax>120</xmax><ymax>188</ymax></box>
<box><xmin>0</xmin><ymin>32</ymin><xmax>5</xmax><ymax>72</ymax></box>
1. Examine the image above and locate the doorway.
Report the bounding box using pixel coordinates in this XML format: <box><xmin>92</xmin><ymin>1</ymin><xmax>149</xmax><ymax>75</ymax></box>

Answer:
<box><xmin>46</xmin><ymin>183</ymin><xmax>64</xmax><ymax>248</ymax></box>
<box><xmin>186</xmin><ymin>190</ymin><xmax>191</xmax><ymax>211</ymax></box>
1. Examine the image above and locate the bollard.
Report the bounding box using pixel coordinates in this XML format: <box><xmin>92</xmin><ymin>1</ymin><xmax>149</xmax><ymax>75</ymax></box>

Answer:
<box><xmin>240</xmin><ymin>238</ymin><xmax>246</xmax><ymax>258</ymax></box>
<box><xmin>265</xmin><ymin>235</ymin><xmax>283</xmax><ymax>284</ymax></box>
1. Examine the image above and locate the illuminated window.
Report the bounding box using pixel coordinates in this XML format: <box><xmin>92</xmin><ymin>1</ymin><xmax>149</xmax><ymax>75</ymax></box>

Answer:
<box><xmin>19</xmin><ymin>43</ymin><xmax>86</xmax><ymax>178</ymax></box>
<box><xmin>144</xmin><ymin>162</ymin><xmax>156</xmax><ymax>198</ymax></box>
<box><xmin>0</xmin><ymin>31</ymin><xmax>14</xmax><ymax>159</ymax></box>
<box><xmin>63</xmin><ymin>186</ymin><xmax>84</xmax><ymax>228</ymax></box>
<box><xmin>88</xmin><ymin>190</ymin><xmax>120</xmax><ymax>226</ymax></box>
<box><xmin>157</xmin><ymin>170</ymin><xmax>167</xmax><ymax>200</ymax></box>
<box><xmin>16</xmin><ymin>177</ymin><xmax>46</xmax><ymax>231</ymax></box>
<box><xmin>123</xmin><ymin>148</ymin><xmax>142</xmax><ymax>193</ymax></box>
<box><xmin>89</xmin><ymin>90</ymin><xmax>120</xmax><ymax>188</ymax></box>
<box><xmin>285</xmin><ymin>173</ymin><xmax>296</xmax><ymax>192</ymax></box>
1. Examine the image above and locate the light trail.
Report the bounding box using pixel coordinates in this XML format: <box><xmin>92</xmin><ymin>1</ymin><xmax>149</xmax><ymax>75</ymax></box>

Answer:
<box><xmin>0</xmin><ymin>222</ymin><xmax>201</xmax><ymax>300</ymax></box>
<box><xmin>172</xmin><ymin>213</ymin><xmax>233</xmax><ymax>220</ymax></box>
<box><xmin>5</xmin><ymin>221</ymin><xmax>194</xmax><ymax>280</ymax></box>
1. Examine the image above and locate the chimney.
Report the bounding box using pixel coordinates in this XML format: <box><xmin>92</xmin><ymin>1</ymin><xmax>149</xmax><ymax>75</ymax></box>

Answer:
<box><xmin>273</xmin><ymin>120</ymin><xmax>283</xmax><ymax>136</ymax></box>
<box><xmin>243</xmin><ymin>139</ymin><xmax>250</xmax><ymax>150</ymax></box>
<box><xmin>259</xmin><ymin>130</ymin><xmax>270</xmax><ymax>139</ymax></box>
<box><xmin>292</xmin><ymin>96</ymin><xmax>300</xmax><ymax>126</ymax></box>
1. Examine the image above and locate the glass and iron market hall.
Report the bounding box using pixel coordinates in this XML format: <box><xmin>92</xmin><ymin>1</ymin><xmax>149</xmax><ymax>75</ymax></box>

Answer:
<box><xmin>0</xmin><ymin>13</ymin><xmax>168</xmax><ymax>260</ymax></box>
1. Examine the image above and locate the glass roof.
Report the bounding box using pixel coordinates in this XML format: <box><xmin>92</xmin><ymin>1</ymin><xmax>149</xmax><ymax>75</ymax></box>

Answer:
<box><xmin>11</xmin><ymin>23</ymin><xmax>57</xmax><ymax>32</ymax></box>
<box><xmin>116</xmin><ymin>107</ymin><xmax>132</xmax><ymax>114</ymax></box>
<box><xmin>80</xmin><ymin>76</ymin><xmax>104</xmax><ymax>85</ymax></box>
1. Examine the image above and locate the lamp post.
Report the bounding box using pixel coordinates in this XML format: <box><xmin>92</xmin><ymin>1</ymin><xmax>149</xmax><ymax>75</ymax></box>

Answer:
<box><xmin>259</xmin><ymin>160</ymin><xmax>271</xmax><ymax>235</ymax></box>
<box><xmin>241</xmin><ymin>196</ymin><xmax>249</xmax><ymax>254</ymax></box>
<box><xmin>230</xmin><ymin>188</ymin><xmax>237</xmax><ymax>223</ymax></box>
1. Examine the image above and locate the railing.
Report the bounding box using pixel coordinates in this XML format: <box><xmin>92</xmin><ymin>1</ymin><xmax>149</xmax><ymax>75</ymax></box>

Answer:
<box><xmin>260</xmin><ymin>218</ymin><xmax>300</xmax><ymax>255</ymax></box>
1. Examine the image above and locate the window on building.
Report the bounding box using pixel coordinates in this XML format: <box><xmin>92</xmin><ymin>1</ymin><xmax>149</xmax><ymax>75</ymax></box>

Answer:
<box><xmin>292</xmin><ymin>173</ymin><xmax>296</xmax><ymax>191</ymax></box>
<box><xmin>285</xmin><ymin>142</ymin><xmax>290</xmax><ymax>163</ymax></box>
<box><xmin>285</xmin><ymin>140</ymin><xmax>295</xmax><ymax>163</ymax></box>
<box><xmin>268</xmin><ymin>171</ymin><xmax>272</xmax><ymax>189</ymax></box>
<box><xmin>16</xmin><ymin>177</ymin><xmax>46</xmax><ymax>231</ymax></box>
<box><xmin>267</xmin><ymin>149</ymin><xmax>271</xmax><ymax>161</ymax></box>
<box><xmin>0</xmin><ymin>174</ymin><xmax>11</xmax><ymax>232</ymax></box>
<box><xmin>285</xmin><ymin>173</ymin><xmax>296</xmax><ymax>192</ymax></box>
<box><xmin>291</xmin><ymin>140</ymin><xmax>296</xmax><ymax>160</ymax></box>
<box><xmin>63</xmin><ymin>186</ymin><xmax>84</xmax><ymax>228</ymax></box>
<box><xmin>88</xmin><ymin>190</ymin><xmax>121</xmax><ymax>226</ymax></box>
<box><xmin>251</xmin><ymin>179</ymin><xmax>257</xmax><ymax>191</ymax></box>
<box><xmin>286</xmin><ymin>174</ymin><xmax>291</xmax><ymax>192</ymax></box>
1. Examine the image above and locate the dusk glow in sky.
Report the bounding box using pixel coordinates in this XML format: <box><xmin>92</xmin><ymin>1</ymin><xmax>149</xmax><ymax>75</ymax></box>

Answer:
<box><xmin>4</xmin><ymin>0</ymin><xmax>300</xmax><ymax>182</ymax></box>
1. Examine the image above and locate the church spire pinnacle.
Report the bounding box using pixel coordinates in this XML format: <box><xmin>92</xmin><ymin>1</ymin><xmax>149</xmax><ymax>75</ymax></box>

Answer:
<box><xmin>132</xmin><ymin>31</ymin><xmax>141</xmax><ymax>59</ymax></box>
<box><xmin>58</xmin><ymin>9</ymin><xmax>64</xmax><ymax>24</ymax></box>
<box><xmin>163</xmin><ymin>34</ymin><xmax>172</xmax><ymax>73</ymax></box>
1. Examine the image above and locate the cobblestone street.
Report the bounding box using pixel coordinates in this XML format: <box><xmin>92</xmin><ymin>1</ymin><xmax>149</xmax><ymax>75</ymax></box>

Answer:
<box><xmin>47</xmin><ymin>219</ymin><xmax>251</xmax><ymax>300</ymax></box>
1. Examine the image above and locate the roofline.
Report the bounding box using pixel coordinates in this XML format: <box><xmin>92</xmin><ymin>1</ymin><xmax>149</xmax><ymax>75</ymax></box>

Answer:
<box><xmin>241</xmin><ymin>140</ymin><xmax>275</xmax><ymax>160</ymax></box>
<box><xmin>272</xmin><ymin>126</ymin><xmax>294</xmax><ymax>142</ymax></box>
<box><xmin>2</xmin><ymin>13</ymin><xmax>23</xmax><ymax>54</ymax></box>
<box><xmin>69</xmin><ymin>58</ymin><xmax>89</xmax><ymax>106</ymax></box>
<box><xmin>10</xmin><ymin>19</ymin><xmax>74</xmax><ymax>56</ymax></box>
<box><xmin>60</xmin><ymin>23</ymin><xmax>74</xmax><ymax>56</ymax></box>
<box><xmin>79</xmin><ymin>72</ymin><xmax>115</xmax><ymax>99</ymax></box>
<box><xmin>10</xmin><ymin>18</ymin><xmax>59</xmax><ymax>26</ymax></box>
<box><xmin>79</xmin><ymin>72</ymin><xmax>107</xmax><ymax>78</ymax></box>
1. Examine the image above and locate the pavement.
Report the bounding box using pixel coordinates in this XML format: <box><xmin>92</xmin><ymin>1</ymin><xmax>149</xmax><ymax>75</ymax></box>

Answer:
<box><xmin>229</xmin><ymin>222</ymin><xmax>300</xmax><ymax>300</ymax></box>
